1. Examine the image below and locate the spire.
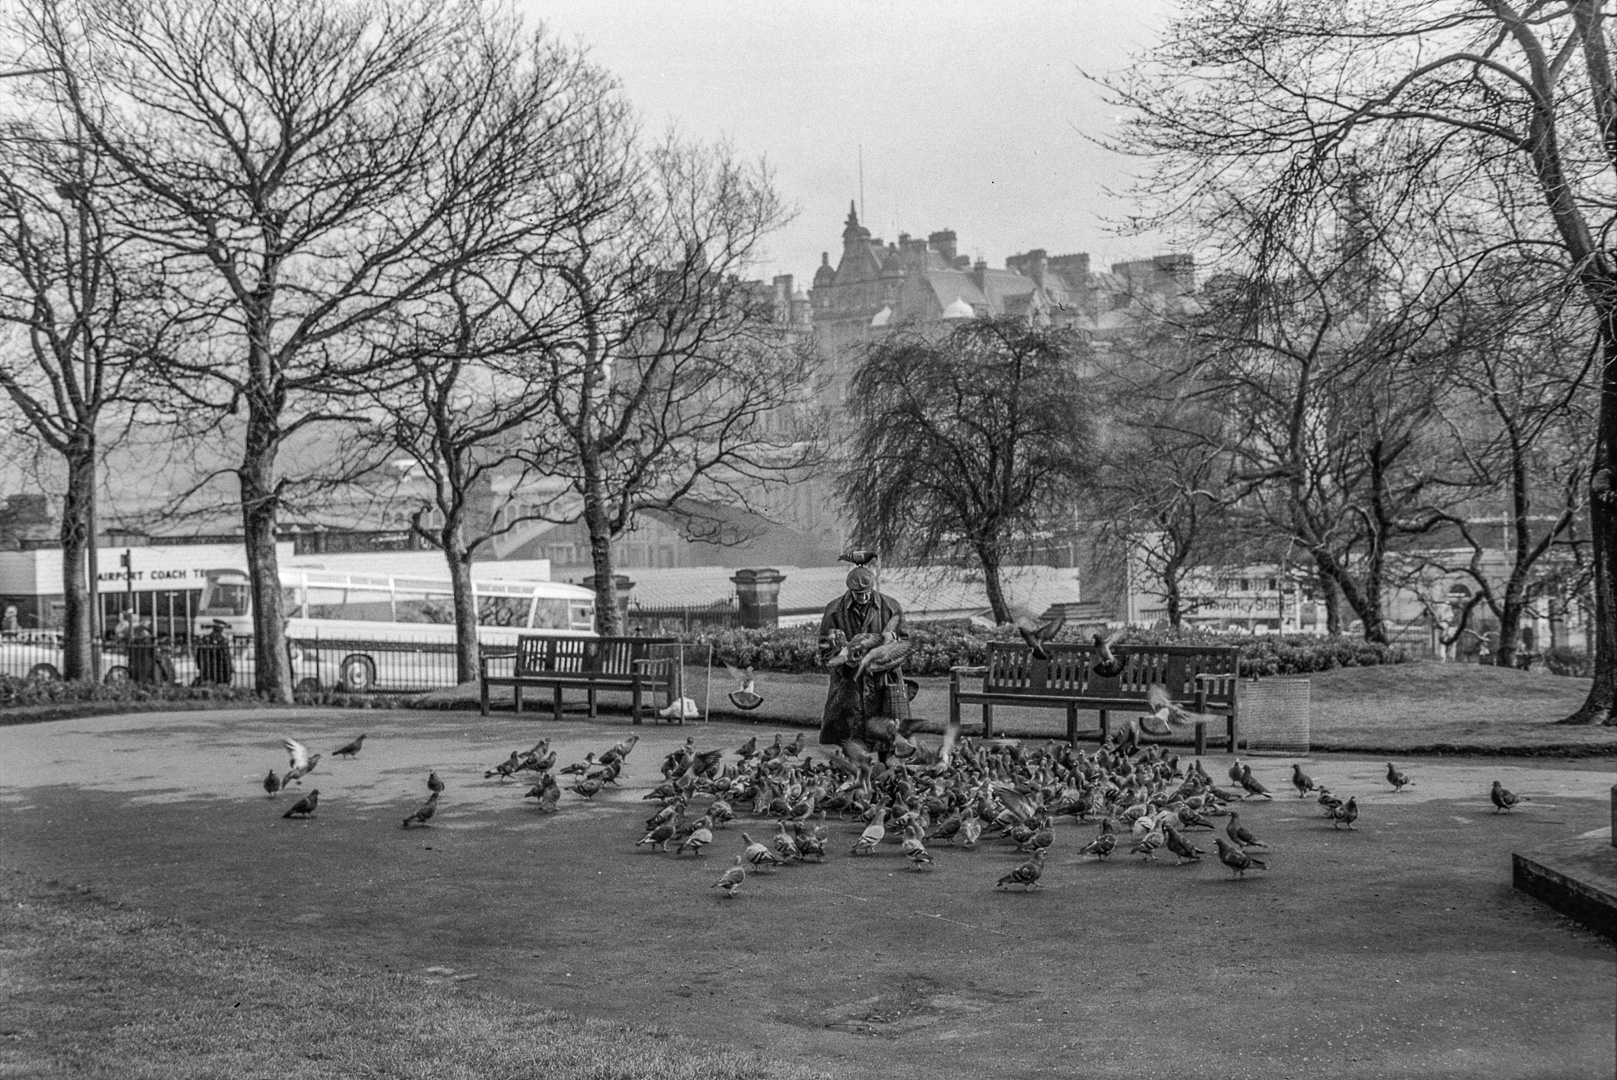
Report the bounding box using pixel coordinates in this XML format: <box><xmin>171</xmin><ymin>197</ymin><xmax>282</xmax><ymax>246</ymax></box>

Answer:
<box><xmin>842</xmin><ymin>201</ymin><xmax>870</xmax><ymax>247</ymax></box>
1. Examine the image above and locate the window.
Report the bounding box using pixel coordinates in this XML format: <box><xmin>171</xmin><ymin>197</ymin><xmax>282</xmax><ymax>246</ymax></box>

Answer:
<box><xmin>529</xmin><ymin>598</ymin><xmax>570</xmax><ymax>629</ymax></box>
<box><xmin>395</xmin><ymin>591</ymin><xmax>456</xmax><ymax>624</ymax></box>
<box><xmin>200</xmin><ymin>575</ymin><xmax>251</xmax><ymax>616</ymax></box>
<box><xmin>305</xmin><ymin>586</ymin><xmax>393</xmax><ymax>621</ymax></box>
<box><xmin>478</xmin><ymin>595</ymin><xmax>531</xmax><ymax>627</ymax></box>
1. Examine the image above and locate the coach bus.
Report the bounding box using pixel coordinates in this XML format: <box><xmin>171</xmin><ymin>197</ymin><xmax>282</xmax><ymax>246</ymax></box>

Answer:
<box><xmin>194</xmin><ymin>567</ymin><xmax>597</xmax><ymax>691</ymax></box>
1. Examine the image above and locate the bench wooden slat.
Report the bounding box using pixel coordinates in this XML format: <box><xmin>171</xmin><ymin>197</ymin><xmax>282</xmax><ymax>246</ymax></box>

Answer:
<box><xmin>482</xmin><ymin>634</ymin><xmax>679</xmax><ymax>723</ymax></box>
<box><xmin>949</xmin><ymin>641</ymin><xmax>1243</xmax><ymax>753</ymax></box>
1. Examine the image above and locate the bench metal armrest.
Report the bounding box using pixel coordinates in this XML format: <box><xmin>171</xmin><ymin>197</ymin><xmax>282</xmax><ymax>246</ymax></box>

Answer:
<box><xmin>950</xmin><ymin>665</ymin><xmax>988</xmax><ymax>677</ymax></box>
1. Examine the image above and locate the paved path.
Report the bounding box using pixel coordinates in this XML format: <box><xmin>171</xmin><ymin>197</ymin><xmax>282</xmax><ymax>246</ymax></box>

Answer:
<box><xmin>3</xmin><ymin>708</ymin><xmax>1613</xmax><ymax>1080</ymax></box>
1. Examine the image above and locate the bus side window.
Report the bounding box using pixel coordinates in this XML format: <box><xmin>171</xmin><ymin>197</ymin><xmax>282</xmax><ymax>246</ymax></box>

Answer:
<box><xmin>477</xmin><ymin>596</ymin><xmax>529</xmax><ymax>627</ymax></box>
<box><xmin>281</xmin><ymin>587</ymin><xmax>306</xmax><ymax>619</ymax></box>
<box><xmin>395</xmin><ymin>592</ymin><xmax>454</xmax><ymax>624</ymax></box>
<box><xmin>305</xmin><ymin>587</ymin><xmax>346</xmax><ymax>620</ymax></box>
<box><xmin>530</xmin><ymin>598</ymin><xmax>570</xmax><ymax>630</ymax></box>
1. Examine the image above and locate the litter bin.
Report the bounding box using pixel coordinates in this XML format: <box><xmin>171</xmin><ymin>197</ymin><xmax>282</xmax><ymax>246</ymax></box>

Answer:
<box><xmin>1241</xmin><ymin>676</ymin><xmax>1310</xmax><ymax>753</ymax></box>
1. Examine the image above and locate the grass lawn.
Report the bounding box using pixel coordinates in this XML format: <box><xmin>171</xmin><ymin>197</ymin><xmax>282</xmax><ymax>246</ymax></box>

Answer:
<box><xmin>0</xmin><ymin>871</ymin><xmax>826</xmax><ymax>1080</ymax></box>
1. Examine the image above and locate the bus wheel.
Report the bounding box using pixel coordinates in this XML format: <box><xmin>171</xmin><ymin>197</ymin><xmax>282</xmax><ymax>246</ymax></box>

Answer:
<box><xmin>103</xmin><ymin>665</ymin><xmax>129</xmax><ymax>685</ymax></box>
<box><xmin>338</xmin><ymin>655</ymin><xmax>376</xmax><ymax>693</ymax></box>
<box><xmin>27</xmin><ymin>663</ymin><xmax>61</xmax><ymax>681</ymax></box>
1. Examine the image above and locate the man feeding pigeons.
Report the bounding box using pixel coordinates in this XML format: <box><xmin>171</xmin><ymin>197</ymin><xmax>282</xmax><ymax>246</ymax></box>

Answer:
<box><xmin>817</xmin><ymin>554</ymin><xmax>913</xmax><ymax>759</ymax></box>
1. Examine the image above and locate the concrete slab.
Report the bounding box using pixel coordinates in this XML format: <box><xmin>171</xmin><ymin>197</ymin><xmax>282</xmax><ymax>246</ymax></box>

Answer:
<box><xmin>1513</xmin><ymin>786</ymin><xmax>1617</xmax><ymax>941</ymax></box>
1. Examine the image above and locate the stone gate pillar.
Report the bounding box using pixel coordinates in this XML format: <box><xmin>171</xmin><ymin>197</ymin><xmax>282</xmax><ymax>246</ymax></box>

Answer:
<box><xmin>730</xmin><ymin>569</ymin><xmax>786</xmax><ymax>629</ymax></box>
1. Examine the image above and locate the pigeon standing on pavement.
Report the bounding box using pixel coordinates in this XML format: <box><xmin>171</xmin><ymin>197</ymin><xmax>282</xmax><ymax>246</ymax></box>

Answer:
<box><xmin>1329</xmin><ymin>796</ymin><xmax>1359</xmax><ymax>830</ymax></box>
<box><xmin>712</xmin><ymin>855</ymin><xmax>746</xmax><ymax>898</ymax></box>
<box><xmin>427</xmin><ymin>771</ymin><xmax>445</xmax><ymax>795</ymax></box>
<box><xmin>1237</xmin><ymin>765</ymin><xmax>1273</xmax><ymax>800</ymax></box>
<box><xmin>1386</xmin><ymin>762</ymin><xmax>1413</xmax><ymax>792</ymax></box>
<box><xmin>1291</xmin><ymin>763</ymin><xmax>1318</xmax><ymax>797</ymax></box>
<box><xmin>1226</xmin><ymin>811</ymin><xmax>1267</xmax><ymax>848</ymax></box>
<box><xmin>332</xmin><ymin>733</ymin><xmax>366</xmax><ymax>758</ymax></box>
<box><xmin>263</xmin><ymin>769</ymin><xmax>281</xmax><ymax>797</ymax></box>
<box><xmin>996</xmin><ymin>849</ymin><xmax>1046</xmax><ymax>890</ymax></box>
<box><xmin>282</xmin><ymin>789</ymin><xmax>319</xmax><ymax>819</ymax></box>
<box><xmin>402</xmin><ymin>791</ymin><xmax>438</xmax><ymax>828</ymax></box>
<box><xmin>1213</xmin><ymin>837</ymin><xmax>1268</xmax><ymax>877</ymax></box>
<box><xmin>1490</xmin><ymin>780</ymin><xmax>1526</xmax><ymax>813</ymax></box>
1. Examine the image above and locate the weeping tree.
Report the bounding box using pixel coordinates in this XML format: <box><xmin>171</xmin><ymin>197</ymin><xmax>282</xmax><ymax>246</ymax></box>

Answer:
<box><xmin>838</xmin><ymin>317</ymin><xmax>1099</xmax><ymax>624</ymax></box>
<box><xmin>24</xmin><ymin>0</ymin><xmax>620</xmax><ymax>699</ymax></box>
<box><xmin>1106</xmin><ymin>0</ymin><xmax>1617</xmax><ymax>720</ymax></box>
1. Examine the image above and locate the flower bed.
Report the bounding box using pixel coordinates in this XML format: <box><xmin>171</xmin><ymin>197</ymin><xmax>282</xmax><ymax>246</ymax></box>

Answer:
<box><xmin>685</xmin><ymin>622</ymin><xmax>1409</xmax><ymax>678</ymax></box>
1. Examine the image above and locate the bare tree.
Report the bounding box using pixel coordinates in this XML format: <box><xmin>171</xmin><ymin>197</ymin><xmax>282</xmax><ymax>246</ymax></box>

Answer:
<box><xmin>511</xmin><ymin>136</ymin><xmax>824</xmax><ymax>633</ymax></box>
<box><xmin>838</xmin><ymin>318</ymin><xmax>1099</xmax><ymax>624</ymax></box>
<box><xmin>0</xmin><ymin>117</ymin><xmax>168</xmax><ymax>679</ymax></box>
<box><xmin>1094</xmin><ymin>401</ymin><xmax>1238</xmax><ymax>630</ymax></box>
<box><xmin>26</xmin><ymin>0</ymin><xmax>616</xmax><ymax>698</ymax></box>
<box><xmin>1107</xmin><ymin>0</ymin><xmax>1617</xmax><ymax>720</ymax></box>
<box><xmin>1417</xmin><ymin>264</ymin><xmax>1595</xmax><ymax>666</ymax></box>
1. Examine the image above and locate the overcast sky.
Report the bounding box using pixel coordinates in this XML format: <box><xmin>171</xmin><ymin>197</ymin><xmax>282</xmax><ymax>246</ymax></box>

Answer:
<box><xmin>526</xmin><ymin>0</ymin><xmax>1176</xmax><ymax>288</ymax></box>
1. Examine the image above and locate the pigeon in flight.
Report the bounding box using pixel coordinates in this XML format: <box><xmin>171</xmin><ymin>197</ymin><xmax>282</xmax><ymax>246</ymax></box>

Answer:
<box><xmin>1140</xmin><ymin>685</ymin><xmax>1215</xmax><ymax>736</ymax></box>
<box><xmin>281</xmin><ymin>739</ymin><xmax>320</xmax><ymax>786</ymax></box>
<box><xmin>724</xmin><ymin>661</ymin><xmax>763</xmax><ymax>711</ymax></box>
<box><xmin>282</xmin><ymin>789</ymin><xmax>319</xmax><ymax>819</ymax></box>
<box><xmin>1016</xmin><ymin>614</ymin><xmax>1066</xmax><ymax>661</ymax></box>
<box><xmin>1090</xmin><ymin>628</ymin><xmax>1126</xmax><ymax>678</ymax></box>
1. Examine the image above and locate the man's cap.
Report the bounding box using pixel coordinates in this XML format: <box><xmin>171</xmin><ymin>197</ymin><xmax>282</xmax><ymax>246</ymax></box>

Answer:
<box><xmin>846</xmin><ymin>565</ymin><xmax>877</xmax><ymax>592</ymax></box>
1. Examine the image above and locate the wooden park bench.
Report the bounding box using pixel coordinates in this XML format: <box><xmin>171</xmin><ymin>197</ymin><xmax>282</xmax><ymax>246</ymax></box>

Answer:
<box><xmin>479</xmin><ymin>634</ymin><xmax>680</xmax><ymax>723</ymax></box>
<box><xmin>949</xmin><ymin>641</ymin><xmax>1242</xmax><ymax>755</ymax></box>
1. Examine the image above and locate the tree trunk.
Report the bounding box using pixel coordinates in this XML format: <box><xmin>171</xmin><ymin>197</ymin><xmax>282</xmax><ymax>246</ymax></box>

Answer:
<box><xmin>1318</xmin><ymin>568</ymin><xmax>1342</xmax><ymax>635</ymax></box>
<box><xmin>1164</xmin><ymin>574</ymin><xmax>1184</xmax><ymax>630</ymax></box>
<box><xmin>1561</xmin><ymin>311</ymin><xmax>1617</xmax><ymax>724</ymax></box>
<box><xmin>1495</xmin><ymin>598</ymin><xmax>1523</xmax><ymax>670</ymax></box>
<box><xmin>240</xmin><ymin>414</ymin><xmax>290</xmax><ymax>702</ymax></box>
<box><xmin>443</xmin><ymin>539</ymin><xmax>480</xmax><ymax>685</ymax></box>
<box><xmin>58</xmin><ymin>441</ymin><xmax>96</xmax><ymax>681</ymax></box>
<box><xmin>976</xmin><ymin>543</ymin><xmax>1012</xmax><ymax>624</ymax></box>
<box><xmin>582</xmin><ymin>468</ymin><xmax>620</xmax><ymax>635</ymax></box>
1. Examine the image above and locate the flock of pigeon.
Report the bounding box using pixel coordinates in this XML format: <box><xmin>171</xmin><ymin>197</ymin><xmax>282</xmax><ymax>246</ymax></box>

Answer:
<box><xmin>257</xmin><ymin>717</ymin><xmax>1533</xmax><ymax>901</ymax></box>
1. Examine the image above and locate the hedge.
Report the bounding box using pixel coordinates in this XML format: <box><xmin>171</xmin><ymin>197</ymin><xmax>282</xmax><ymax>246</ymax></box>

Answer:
<box><xmin>685</xmin><ymin>622</ymin><xmax>1409</xmax><ymax>678</ymax></box>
